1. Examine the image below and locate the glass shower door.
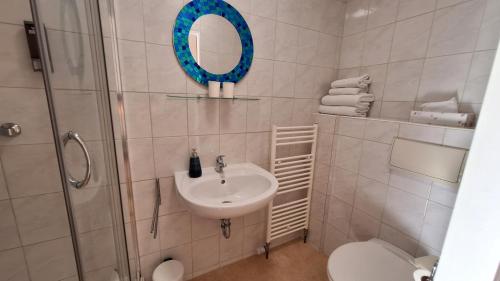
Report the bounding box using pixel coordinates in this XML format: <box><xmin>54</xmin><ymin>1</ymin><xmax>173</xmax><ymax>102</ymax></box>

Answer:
<box><xmin>29</xmin><ymin>0</ymin><xmax>131</xmax><ymax>280</ymax></box>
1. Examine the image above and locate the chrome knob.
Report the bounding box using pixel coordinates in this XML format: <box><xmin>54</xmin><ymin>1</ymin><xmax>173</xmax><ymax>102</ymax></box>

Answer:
<box><xmin>0</xmin><ymin>123</ymin><xmax>21</xmax><ymax>137</ymax></box>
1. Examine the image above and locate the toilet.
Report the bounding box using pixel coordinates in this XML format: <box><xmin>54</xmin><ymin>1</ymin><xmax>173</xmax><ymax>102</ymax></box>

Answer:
<box><xmin>152</xmin><ymin>260</ymin><xmax>184</xmax><ymax>281</ymax></box>
<box><xmin>327</xmin><ymin>239</ymin><xmax>417</xmax><ymax>281</ymax></box>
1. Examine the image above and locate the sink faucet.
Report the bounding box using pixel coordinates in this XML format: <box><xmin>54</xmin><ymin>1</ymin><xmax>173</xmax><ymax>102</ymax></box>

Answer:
<box><xmin>215</xmin><ymin>155</ymin><xmax>227</xmax><ymax>173</ymax></box>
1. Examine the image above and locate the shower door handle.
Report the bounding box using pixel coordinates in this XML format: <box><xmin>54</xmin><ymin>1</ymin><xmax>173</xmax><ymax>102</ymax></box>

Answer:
<box><xmin>63</xmin><ymin>131</ymin><xmax>92</xmax><ymax>189</ymax></box>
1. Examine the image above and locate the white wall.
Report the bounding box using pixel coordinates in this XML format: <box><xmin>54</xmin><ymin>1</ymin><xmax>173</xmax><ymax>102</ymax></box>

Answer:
<box><xmin>310</xmin><ymin>114</ymin><xmax>474</xmax><ymax>257</ymax></box>
<box><xmin>436</xmin><ymin>41</ymin><xmax>500</xmax><ymax>281</ymax></box>
<box><xmin>336</xmin><ymin>0</ymin><xmax>500</xmax><ymax>121</ymax></box>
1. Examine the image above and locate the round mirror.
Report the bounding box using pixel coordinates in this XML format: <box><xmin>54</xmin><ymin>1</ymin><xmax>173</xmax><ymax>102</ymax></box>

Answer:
<box><xmin>189</xmin><ymin>15</ymin><xmax>242</xmax><ymax>75</ymax></box>
<box><xmin>173</xmin><ymin>0</ymin><xmax>253</xmax><ymax>86</ymax></box>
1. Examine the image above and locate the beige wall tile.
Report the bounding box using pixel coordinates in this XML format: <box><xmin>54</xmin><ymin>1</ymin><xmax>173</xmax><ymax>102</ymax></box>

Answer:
<box><xmin>115</xmin><ymin>0</ymin><xmax>144</xmax><ymax>41</ymax></box>
<box><xmin>391</xmin><ymin>13</ymin><xmax>433</xmax><ymax>62</ymax></box>
<box><xmin>271</xmin><ymin>98</ymin><xmax>294</xmax><ymax>126</ymax></box>
<box><xmin>326</xmin><ymin>196</ymin><xmax>353</xmax><ymax>234</ymax></box>
<box><xmin>359</xmin><ymin>140</ymin><xmax>391</xmax><ymax>184</ymax></box>
<box><xmin>219</xmin><ymin>134</ymin><xmax>246</xmax><ymax>164</ymax></box>
<box><xmin>188</xmin><ymin>100</ymin><xmax>220</xmax><ymax>135</ymax></box>
<box><xmin>0</xmin><ymin>88</ymin><xmax>52</xmax><ymax>145</ymax></box>
<box><xmin>384</xmin><ymin>60</ymin><xmax>425</xmax><ymax>101</ymax></box>
<box><xmin>0</xmin><ymin>200</ymin><xmax>20</xmax><ymax>251</ymax></box>
<box><xmin>24</xmin><ymin>237</ymin><xmax>77</xmax><ymax>281</ymax></box>
<box><xmin>274</xmin><ymin>23</ymin><xmax>299</xmax><ymax>62</ymax></box>
<box><xmin>248</xmin><ymin>15</ymin><xmax>276</xmax><ymax>60</ymax></box>
<box><xmin>12</xmin><ymin>193</ymin><xmax>69</xmax><ymax>246</ymax></box>
<box><xmin>419</xmin><ymin>202</ymin><xmax>452</xmax><ymax>250</ymax></box>
<box><xmin>367</xmin><ymin>0</ymin><xmax>398</xmax><ymax>29</ymax></box>
<box><xmin>397</xmin><ymin>0</ymin><xmax>436</xmax><ymax>20</ymax></box>
<box><xmin>349</xmin><ymin>208</ymin><xmax>381</xmax><ymax>241</ymax></box>
<box><xmin>362</xmin><ymin>24</ymin><xmax>394</xmax><ymax>66</ymax></box>
<box><xmin>119</xmin><ymin>40</ymin><xmax>148</xmax><ymax>92</ymax></box>
<box><xmin>339</xmin><ymin>33</ymin><xmax>364</xmax><ymax>68</ymax></box>
<box><xmin>246</xmin><ymin>59</ymin><xmax>274</xmax><ymax>97</ymax></box>
<box><xmin>70</xmin><ymin>186</ymin><xmax>112</xmax><ymax>233</ymax></box>
<box><xmin>330</xmin><ymin>167</ymin><xmax>358</xmax><ymax>204</ymax></box>
<box><xmin>0</xmin><ymin>25</ymin><xmax>43</xmax><ymax>88</ymax></box>
<box><xmin>153</xmin><ymin>136</ymin><xmax>189</xmax><ymax>178</ymax></box>
<box><xmin>159</xmin><ymin>212</ymin><xmax>191</xmax><ymax>250</ymax></box>
<box><xmin>0</xmin><ymin>247</ymin><xmax>30</xmax><ymax>281</ymax></box>
<box><xmin>354</xmin><ymin>175</ymin><xmax>388</xmax><ymax>219</ymax></box>
<box><xmin>150</xmin><ymin>94</ymin><xmax>189</xmax><ymax>137</ymax></box>
<box><xmin>363</xmin><ymin>119</ymin><xmax>399</xmax><ymax>144</ymax></box>
<box><xmin>343</xmin><ymin>0</ymin><xmax>370</xmax><ymax>35</ymax></box>
<box><xmin>0</xmin><ymin>162</ymin><xmax>7</xmax><ymax>200</ymax></box>
<box><xmin>147</xmin><ymin>44</ymin><xmax>187</xmax><ymax>93</ymax></box>
<box><xmin>379</xmin><ymin>223</ymin><xmax>419</xmax><ymax>255</ymax></box>
<box><xmin>463</xmin><ymin>50</ymin><xmax>496</xmax><ymax>104</ymax></box>
<box><xmin>383</xmin><ymin>187</ymin><xmax>427</xmax><ymax>239</ymax></box>
<box><xmin>476</xmin><ymin>0</ymin><xmax>500</xmax><ymax>51</ymax></box>
<box><xmin>220</xmin><ymin>227</ymin><xmax>244</xmax><ymax>263</ymax></box>
<box><xmin>142</xmin><ymin>0</ymin><xmax>183</xmax><ymax>45</ymax></box>
<box><xmin>334</xmin><ymin>135</ymin><xmax>363</xmax><ymax>172</ymax></box>
<box><xmin>1</xmin><ymin>144</ymin><xmax>61</xmax><ymax>198</ymax></box>
<box><xmin>427</xmin><ymin>1</ymin><xmax>485</xmax><ymax>57</ymax></box>
<box><xmin>193</xmin><ymin>235</ymin><xmax>219</xmax><ymax>273</ymax></box>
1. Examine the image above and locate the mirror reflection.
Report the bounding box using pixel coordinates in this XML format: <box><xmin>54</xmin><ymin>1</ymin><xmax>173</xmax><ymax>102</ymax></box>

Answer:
<box><xmin>189</xmin><ymin>14</ymin><xmax>242</xmax><ymax>75</ymax></box>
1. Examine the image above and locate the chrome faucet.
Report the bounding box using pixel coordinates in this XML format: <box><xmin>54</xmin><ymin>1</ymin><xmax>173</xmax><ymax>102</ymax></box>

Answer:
<box><xmin>215</xmin><ymin>155</ymin><xmax>227</xmax><ymax>173</ymax></box>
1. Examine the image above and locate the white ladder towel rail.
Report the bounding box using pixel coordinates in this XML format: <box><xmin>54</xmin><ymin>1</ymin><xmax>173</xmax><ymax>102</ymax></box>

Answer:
<box><xmin>264</xmin><ymin>124</ymin><xmax>318</xmax><ymax>258</ymax></box>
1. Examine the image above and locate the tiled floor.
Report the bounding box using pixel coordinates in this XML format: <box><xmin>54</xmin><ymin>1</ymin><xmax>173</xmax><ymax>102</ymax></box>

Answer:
<box><xmin>191</xmin><ymin>239</ymin><xmax>329</xmax><ymax>281</ymax></box>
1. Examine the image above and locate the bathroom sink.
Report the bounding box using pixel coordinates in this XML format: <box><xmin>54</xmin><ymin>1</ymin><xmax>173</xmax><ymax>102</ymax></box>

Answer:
<box><xmin>174</xmin><ymin>163</ymin><xmax>278</xmax><ymax>219</ymax></box>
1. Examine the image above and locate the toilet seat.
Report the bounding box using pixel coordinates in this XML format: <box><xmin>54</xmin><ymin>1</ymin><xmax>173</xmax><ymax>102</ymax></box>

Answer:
<box><xmin>327</xmin><ymin>240</ymin><xmax>416</xmax><ymax>281</ymax></box>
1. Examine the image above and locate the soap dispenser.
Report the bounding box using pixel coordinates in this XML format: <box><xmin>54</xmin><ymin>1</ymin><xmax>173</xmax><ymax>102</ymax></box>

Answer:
<box><xmin>189</xmin><ymin>149</ymin><xmax>202</xmax><ymax>178</ymax></box>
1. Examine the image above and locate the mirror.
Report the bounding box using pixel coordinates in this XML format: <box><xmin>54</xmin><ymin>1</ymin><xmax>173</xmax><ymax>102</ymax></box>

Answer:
<box><xmin>173</xmin><ymin>0</ymin><xmax>253</xmax><ymax>85</ymax></box>
<box><xmin>189</xmin><ymin>15</ymin><xmax>242</xmax><ymax>75</ymax></box>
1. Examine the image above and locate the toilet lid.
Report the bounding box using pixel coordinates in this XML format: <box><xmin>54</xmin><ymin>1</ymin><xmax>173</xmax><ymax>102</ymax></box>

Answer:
<box><xmin>327</xmin><ymin>241</ymin><xmax>416</xmax><ymax>281</ymax></box>
<box><xmin>153</xmin><ymin>260</ymin><xmax>184</xmax><ymax>281</ymax></box>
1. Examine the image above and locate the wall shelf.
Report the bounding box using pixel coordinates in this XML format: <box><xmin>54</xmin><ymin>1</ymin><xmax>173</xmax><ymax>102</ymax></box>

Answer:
<box><xmin>165</xmin><ymin>94</ymin><xmax>260</xmax><ymax>101</ymax></box>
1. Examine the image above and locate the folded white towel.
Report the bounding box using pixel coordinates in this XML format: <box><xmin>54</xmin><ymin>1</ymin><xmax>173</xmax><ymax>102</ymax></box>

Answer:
<box><xmin>331</xmin><ymin>74</ymin><xmax>371</xmax><ymax>89</ymax></box>
<box><xmin>409</xmin><ymin>111</ymin><xmax>475</xmax><ymax>128</ymax></box>
<box><xmin>319</xmin><ymin>105</ymin><xmax>368</xmax><ymax>117</ymax></box>
<box><xmin>328</xmin><ymin>88</ymin><xmax>366</xmax><ymax>95</ymax></box>
<box><xmin>321</xmin><ymin>94</ymin><xmax>375</xmax><ymax>107</ymax></box>
<box><xmin>419</xmin><ymin>97</ymin><xmax>458</xmax><ymax>113</ymax></box>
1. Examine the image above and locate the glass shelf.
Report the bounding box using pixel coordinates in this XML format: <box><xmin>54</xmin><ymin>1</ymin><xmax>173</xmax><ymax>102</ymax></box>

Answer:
<box><xmin>165</xmin><ymin>94</ymin><xmax>260</xmax><ymax>101</ymax></box>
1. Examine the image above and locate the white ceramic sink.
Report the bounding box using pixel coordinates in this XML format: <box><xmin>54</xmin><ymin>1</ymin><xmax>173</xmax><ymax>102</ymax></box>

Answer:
<box><xmin>174</xmin><ymin>163</ymin><xmax>278</xmax><ymax>219</ymax></box>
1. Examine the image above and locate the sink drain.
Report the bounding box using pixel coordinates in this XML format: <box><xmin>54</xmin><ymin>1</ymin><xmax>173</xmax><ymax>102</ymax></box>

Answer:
<box><xmin>221</xmin><ymin>200</ymin><xmax>232</xmax><ymax>204</ymax></box>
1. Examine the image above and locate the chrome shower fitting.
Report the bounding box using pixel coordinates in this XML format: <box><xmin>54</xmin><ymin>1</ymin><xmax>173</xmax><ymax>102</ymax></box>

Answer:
<box><xmin>0</xmin><ymin>122</ymin><xmax>21</xmax><ymax>137</ymax></box>
<box><xmin>221</xmin><ymin>219</ymin><xmax>231</xmax><ymax>239</ymax></box>
<box><xmin>150</xmin><ymin>178</ymin><xmax>161</xmax><ymax>239</ymax></box>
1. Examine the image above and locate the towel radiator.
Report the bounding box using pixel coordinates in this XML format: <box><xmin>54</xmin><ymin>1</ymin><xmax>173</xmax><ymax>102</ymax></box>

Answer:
<box><xmin>264</xmin><ymin>124</ymin><xmax>318</xmax><ymax>258</ymax></box>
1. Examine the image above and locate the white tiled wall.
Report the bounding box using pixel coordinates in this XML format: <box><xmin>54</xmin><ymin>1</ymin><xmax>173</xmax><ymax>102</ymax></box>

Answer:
<box><xmin>108</xmin><ymin>0</ymin><xmax>344</xmax><ymax>279</ymax></box>
<box><xmin>309</xmin><ymin>114</ymin><xmax>474</xmax><ymax>257</ymax></box>
<box><xmin>337</xmin><ymin>0</ymin><xmax>500</xmax><ymax>121</ymax></box>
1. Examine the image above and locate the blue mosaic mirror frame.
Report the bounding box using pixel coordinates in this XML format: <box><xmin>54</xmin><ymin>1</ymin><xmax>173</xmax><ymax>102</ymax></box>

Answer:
<box><xmin>173</xmin><ymin>0</ymin><xmax>254</xmax><ymax>86</ymax></box>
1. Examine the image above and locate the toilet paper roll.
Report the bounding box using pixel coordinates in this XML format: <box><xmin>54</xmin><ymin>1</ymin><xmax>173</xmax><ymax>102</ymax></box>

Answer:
<box><xmin>413</xmin><ymin>269</ymin><xmax>431</xmax><ymax>281</ymax></box>
<box><xmin>208</xmin><ymin>81</ymin><xmax>221</xmax><ymax>98</ymax></box>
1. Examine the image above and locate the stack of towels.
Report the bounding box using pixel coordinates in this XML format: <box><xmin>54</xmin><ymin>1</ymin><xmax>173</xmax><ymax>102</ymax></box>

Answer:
<box><xmin>319</xmin><ymin>75</ymin><xmax>374</xmax><ymax>117</ymax></box>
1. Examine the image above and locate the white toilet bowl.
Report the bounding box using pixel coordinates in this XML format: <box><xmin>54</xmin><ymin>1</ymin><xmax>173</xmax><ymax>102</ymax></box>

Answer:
<box><xmin>152</xmin><ymin>260</ymin><xmax>184</xmax><ymax>281</ymax></box>
<box><xmin>327</xmin><ymin>239</ymin><xmax>417</xmax><ymax>281</ymax></box>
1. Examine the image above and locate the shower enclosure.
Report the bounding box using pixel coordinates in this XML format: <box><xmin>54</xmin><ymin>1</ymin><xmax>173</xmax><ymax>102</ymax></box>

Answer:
<box><xmin>24</xmin><ymin>0</ymin><xmax>137</xmax><ymax>280</ymax></box>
